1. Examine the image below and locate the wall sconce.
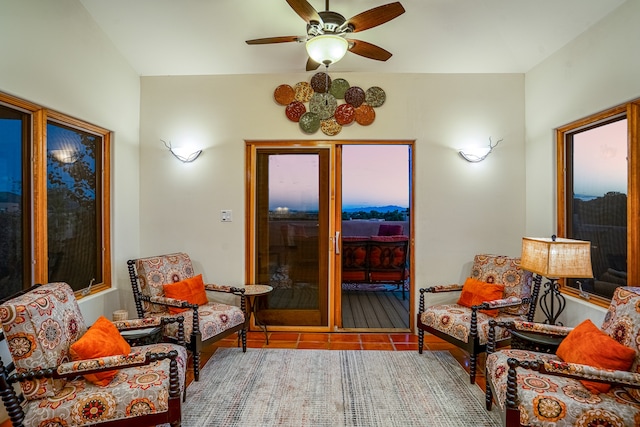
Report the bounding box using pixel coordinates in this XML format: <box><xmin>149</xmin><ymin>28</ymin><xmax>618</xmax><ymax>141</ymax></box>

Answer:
<box><xmin>162</xmin><ymin>140</ymin><xmax>202</xmax><ymax>163</ymax></box>
<box><xmin>458</xmin><ymin>137</ymin><xmax>503</xmax><ymax>162</ymax></box>
<box><xmin>50</xmin><ymin>149</ymin><xmax>80</xmax><ymax>164</ymax></box>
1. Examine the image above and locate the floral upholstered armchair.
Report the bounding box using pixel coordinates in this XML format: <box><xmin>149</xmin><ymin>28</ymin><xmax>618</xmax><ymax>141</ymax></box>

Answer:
<box><xmin>485</xmin><ymin>286</ymin><xmax>640</xmax><ymax>427</ymax></box>
<box><xmin>127</xmin><ymin>252</ymin><xmax>247</xmax><ymax>381</ymax></box>
<box><xmin>0</xmin><ymin>282</ymin><xmax>187</xmax><ymax>427</ymax></box>
<box><xmin>417</xmin><ymin>254</ymin><xmax>539</xmax><ymax>384</ymax></box>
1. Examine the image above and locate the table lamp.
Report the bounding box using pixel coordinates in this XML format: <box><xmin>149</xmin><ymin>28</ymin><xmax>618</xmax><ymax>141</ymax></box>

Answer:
<box><xmin>520</xmin><ymin>235</ymin><xmax>593</xmax><ymax>325</ymax></box>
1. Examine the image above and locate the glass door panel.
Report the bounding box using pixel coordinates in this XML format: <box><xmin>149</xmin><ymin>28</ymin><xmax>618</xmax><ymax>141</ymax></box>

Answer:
<box><xmin>339</xmin><ymin>145</ymin><xmax>411</xmax><ymax>329</ymax></box>
<box><xmin>255</xmin><ymin>149</ymin><xmax>329</xmax><ymax>327</ymax></box>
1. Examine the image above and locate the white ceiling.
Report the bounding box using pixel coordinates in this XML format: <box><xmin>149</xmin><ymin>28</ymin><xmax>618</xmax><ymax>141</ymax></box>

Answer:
<box><xmin>79</xmin><ymin>0</ymin><xmax>626</xmax><ymax>76</ymax></box>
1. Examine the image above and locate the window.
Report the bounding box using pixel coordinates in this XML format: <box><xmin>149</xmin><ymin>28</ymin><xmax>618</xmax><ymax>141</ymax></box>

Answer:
<box><xmin>0</xmin><ymin>92</ymin><xmax>111</xmax><ymax>299</ymax></box>
<box><xmin>557</xmin><ymin>99</ymin><xmax>640</xmax><ymax>307</ymax></box>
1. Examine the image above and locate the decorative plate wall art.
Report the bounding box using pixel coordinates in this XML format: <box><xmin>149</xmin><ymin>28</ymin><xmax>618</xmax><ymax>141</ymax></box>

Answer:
<box><xmin>274</xmin><ymin>73</ymin><xmax>386</xmax><ymax>136</ymax></box>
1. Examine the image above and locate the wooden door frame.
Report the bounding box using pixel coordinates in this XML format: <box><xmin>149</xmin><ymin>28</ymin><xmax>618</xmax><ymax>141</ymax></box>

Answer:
<box><xmin>245</xmin><ymin>140</ymin><xmax>415</xmax><ymax>333</ymax></box>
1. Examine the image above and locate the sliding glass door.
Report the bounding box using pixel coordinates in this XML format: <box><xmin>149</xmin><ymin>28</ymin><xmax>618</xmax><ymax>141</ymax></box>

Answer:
<box><xmin>252</xmin><ymin>147</ymin><xmax>330</xmax><ymax>327</ymax></box>
<box><xmin>246</xmin><ymin>141</ymin><xmax>413</xmax><ymax>332</ymax></box>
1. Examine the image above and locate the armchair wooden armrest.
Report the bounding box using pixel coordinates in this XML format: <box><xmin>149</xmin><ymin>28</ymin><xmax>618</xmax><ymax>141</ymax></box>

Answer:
<box><xmin>477</xmin><ymin>296</ymin><xmax>529</xmax><ymax>311</ymax></box>
<box><xmin>148</xmin><ymin>294</ymin><xmax>195</xmax><ymax>309</ymax></box>
<box><xmin>511</xmin><ymin>320</ymin><xmax>573</xmax><ymax>336</ymax></box>
<box><xmin>540</xmin><ymin>358</ymin><xmax>640</xmax><ymax>389</ymax></box>
<box><xmin>12</xmin><ymin>350</ymin><xmax>178</xmax><ymax>382</ymax></box>
<box><xmin>420</xmin><ymin>284</ymin><xmax>464</xmax><ymax>293</ymax></box>
<box><xmin>204</xmin><ymin>284</ymin><xmax>246</xmax><ymax>296</ymax></box>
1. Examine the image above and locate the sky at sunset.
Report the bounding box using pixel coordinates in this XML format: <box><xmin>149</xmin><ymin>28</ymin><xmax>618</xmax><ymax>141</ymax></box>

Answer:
<box><xmin>573</xmin><ymin>118</ymin><xmax>627</xmax><ymax>198</ymax></box>
<box><xmin>268</xmin><ymin>145</ymin><xmax>410</xmax><ymax>211</ymax></box>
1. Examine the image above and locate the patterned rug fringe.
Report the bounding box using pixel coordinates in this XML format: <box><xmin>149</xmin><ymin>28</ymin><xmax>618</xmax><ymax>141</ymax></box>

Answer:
<box><xmin>182</xmin><ymin>348</ymin><xmax>501</xmax><ymax>427</ymax></box>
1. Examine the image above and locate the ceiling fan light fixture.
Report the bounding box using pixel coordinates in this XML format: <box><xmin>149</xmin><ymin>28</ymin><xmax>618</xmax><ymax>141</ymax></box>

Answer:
<box><xmin>306</xmin><ymin>34</ymin><xmax>349</xmax><ymax>65</ymax></box>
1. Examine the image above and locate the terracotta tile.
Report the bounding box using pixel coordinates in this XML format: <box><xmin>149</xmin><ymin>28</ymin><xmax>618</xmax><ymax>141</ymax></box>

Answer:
<box><xmin>360</xmin><ymin>334</ymin><xmax>391</xmax><ymax>343</ymax></box>
<box><xmin>361</xmin><ymin>342</ymin><xmax>394</xmax><ymax>351</ymax></box>
<box><xmin>246</xmin><ymin>331</ymin><xmax>268</xmax><ymax>341</ymax></box>
<box><xmin>389</xmin><ymin>333</ymin><xmax>419</xmax><ymax>343</ymax></box>
<box><xmin>420</xmin><ymin>334</ymin><xmax>450</xmax><ymax>344</ymax></box>
<box><xmin>300</xmin><ymin>333</ymin><xmax>330</xmax><ymax>342</ymax></box>
<box><xmin>329</xmin><ymin>334</ymin><xmax>361</xmax><ymax>343</ymax></box>
<box><xmin>297</xmin><ymin>341</ymin><xmax>330</xmax><ymax>350</ymax></box>
<box><xmin>328</xmin><ymin>342</ymin><xmax>362</xmax><ymax>350</ymax></box>
<box><xmin>393</xmin><ymin>343</ymin><xmax>418</xmax><ymax>351</ymax></box>
<box><xmin>269</xmin><ymin>332</ymin><xmax>300</xmax><ymax>342</ymax></box>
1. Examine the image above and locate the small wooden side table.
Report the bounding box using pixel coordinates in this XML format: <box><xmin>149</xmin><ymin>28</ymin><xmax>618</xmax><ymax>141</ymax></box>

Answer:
<box><xmin>510</xmin><ymin>329</ymin><xmax>564</xmax><ymax>354</ymax></box>
<box><xmin>120</xmin><ymin>326</ymin><xmax>162</xmax><ymax>346</ymax></box>
<box><xmin>244</xmin><ymin>284</ymin><xmax>273</xmax><ymax>344</ymax></box>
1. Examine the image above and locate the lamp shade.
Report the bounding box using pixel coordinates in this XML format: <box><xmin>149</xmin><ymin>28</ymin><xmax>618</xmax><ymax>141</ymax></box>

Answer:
<box><xmin>521</xmin><ymin>237</ymin><xmax>593</xmax><ymax>278</ymax></box>
<box><xmin>306</xmin><ymin>35</ymin><xmax>349</xmax><ymax>65</ymax></box>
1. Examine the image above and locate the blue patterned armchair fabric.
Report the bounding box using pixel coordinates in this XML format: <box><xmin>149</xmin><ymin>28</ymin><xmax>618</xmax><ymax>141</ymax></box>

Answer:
<box><xmin>128</xmin><ymin>252</ymin><xmax>247</xmax><ymax>381</ymax></box>
<box><xmin>0</xmin><ymin>282</ymin><xmax>186</xmax><ymax>426</ymax></box>
<box><xmin>417</xmin><ymin>254</ymin><xmax>538</xmax><ymax>384</ymax></box>
<box><xmin>485</xmin><ymin>286</ymin><xmax>640</xmax><ymax>427</ymax></box>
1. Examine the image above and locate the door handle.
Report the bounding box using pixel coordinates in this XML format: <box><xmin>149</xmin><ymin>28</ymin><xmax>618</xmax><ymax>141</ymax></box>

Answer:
<box><xmin>335</xmin><ymin>231</ymin><xmax>340</xmax><ymax>254</ymax></box>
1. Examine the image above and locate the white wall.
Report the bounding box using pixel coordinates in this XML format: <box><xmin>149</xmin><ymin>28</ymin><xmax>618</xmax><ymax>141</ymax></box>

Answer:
<box><xmin>139</xmin><ymin>73</ymin><xmax>527</xmax><ymax>318</ymax></box>
<box><xmin>0</xmin><ymin>0</ymin><xmax>141</xmax><ymax>320</ymax></box>
<box><xmin>524</xmin><ymin>0</ymin><xmax>640</xmax><ymax>325</ymax></box>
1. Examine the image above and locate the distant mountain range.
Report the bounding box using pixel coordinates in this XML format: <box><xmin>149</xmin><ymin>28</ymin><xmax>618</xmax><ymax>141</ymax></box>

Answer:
<box><xmin>342</xmin><ymin>205</ymin><xmax>407</xmax><ymax>213</ymax></box>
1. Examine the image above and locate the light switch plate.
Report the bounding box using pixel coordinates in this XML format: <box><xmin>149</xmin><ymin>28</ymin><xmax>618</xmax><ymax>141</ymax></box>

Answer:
<box><xmin>221</xmin><ymin>209</ymin><xmax>232</xmax><ymax>222</ymax></box>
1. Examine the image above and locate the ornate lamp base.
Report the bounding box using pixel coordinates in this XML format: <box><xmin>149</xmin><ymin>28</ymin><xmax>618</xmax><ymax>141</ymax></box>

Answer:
<box><xmin>538</xmin><ymin>275</ymin><xmax>566</xmax><ymax>325</ymax></box>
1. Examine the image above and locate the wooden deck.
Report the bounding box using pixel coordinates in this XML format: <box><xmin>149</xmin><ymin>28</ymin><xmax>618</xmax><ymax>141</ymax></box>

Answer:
<box><xmin>264</xmin><ymin>288</ymin><xmax>410</xmax><ymax>329</ymax></box>
<box><xmin>341</xmin><ymin>290</ymin><xmax>409</xmax><ymax>329</ymax></box>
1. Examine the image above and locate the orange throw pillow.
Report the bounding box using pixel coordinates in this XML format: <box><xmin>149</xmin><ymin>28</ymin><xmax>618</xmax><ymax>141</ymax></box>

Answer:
<box><xmin>163</xmin><ymin>274</ymin><xmax>209</xmax><ymax>314</ymax></box>
<box><xmin>69</xmin><ymin>315</ymin><xmax>131</xmax><ymax>386</ymax></box>
<box><xmin>556</xmin><ymin>319</ymin><xmax>636</xmax><ymax>393</ymax></box>
<box><xmin>457</xmin><ymin>277</ymin><xmax>504</xmax><ymax>317</ymax></box>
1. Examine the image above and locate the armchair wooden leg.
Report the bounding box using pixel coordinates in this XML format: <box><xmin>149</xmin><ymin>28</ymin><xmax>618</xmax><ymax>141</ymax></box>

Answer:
<box><xmin>469</xmin><ymin>353</ymin><xmax>477</xmax><ymax>384</ymax></box>
<box><xmin>193</xmin><ymin>349</ymin><xmax>201</xmax><ymax>382</ymax></box>
<box><xmin>485</xmin><ymin>383</ymin><xmax>493</xmax><ymax>410</ymax></box>
<box><xmin>418</xmin><ymin>328</ymin><xmax>424</xmax><ymax>354</ymax></box>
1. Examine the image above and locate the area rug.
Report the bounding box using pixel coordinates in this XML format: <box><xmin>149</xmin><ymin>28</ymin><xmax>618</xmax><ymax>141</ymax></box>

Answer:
<box><xmin>182</xmin><ymin>348</ymin><xmax>501</xmax><ymax>427</ymax></box>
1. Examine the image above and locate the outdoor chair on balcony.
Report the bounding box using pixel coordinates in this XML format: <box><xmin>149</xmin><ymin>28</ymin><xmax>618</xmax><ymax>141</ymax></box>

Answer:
<box><xmin>485</xmin><ymin>286</ymin><xmax>640</xmax><ymax>427</ymax></box>
<box><xmin>127</xmin><ymin>252</ymin><xmax>247</xmax><ymax>381</ymax></box>
<box><xmin>341</xmin><ymin>235</ymin><xmax>409</xmax><ymax>299</ymax></box>
<box><xmin>417</xmin><ymin>254</ymin><xmax>539</xmax><ymax>384</ymax></box>
<box><xmin>0</xmin><ymin>282</ymin><xmax>186</xmax><ymax>427</ymax></box>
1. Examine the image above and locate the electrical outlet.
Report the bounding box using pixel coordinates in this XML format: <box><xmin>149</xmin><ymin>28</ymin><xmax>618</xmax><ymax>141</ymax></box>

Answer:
<box><xmin>221</xmin><ymin>209</ymin><xmax>232</xmax><ymax>222</ymax></box>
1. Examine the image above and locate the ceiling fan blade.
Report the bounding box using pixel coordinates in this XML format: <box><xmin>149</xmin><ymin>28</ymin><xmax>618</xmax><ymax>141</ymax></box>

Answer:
<box><xmin>286</xmin><ymin>0</ymin><xmax>322</xmax><ymax>24</ymax></box>
<box><xmin>306</xmin><ymin>57</ymin><xmax>322</xmax><ymax>71</ymax></box>
<box><xmin>347</xmin><ymin>39</ymin><xmax>393</xmax><ymax>61</ymax></box>
<box><xmin>344</xmin><ymin>2</ymin><xmax>405</xmax><ymax>33</ymax></box>
<box><xmin>245</xmin><ymin>36</ymin><xmax>302</xmax><ymax>45</ymax></box>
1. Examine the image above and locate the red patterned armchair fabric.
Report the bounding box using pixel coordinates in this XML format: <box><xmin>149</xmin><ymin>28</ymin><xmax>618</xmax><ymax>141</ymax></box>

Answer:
<box><xmin>128</xmin><ymin>252</ymin><xmax>247</xmax><ymax>381</ymax></box>
<box><xmin>0</xmin><ymin>282</ymin><xmax>186</xmax><ymax>426</ymax></box>
<box><xmin>485</xmin><ymin>286</ymin><xmax>640</xmax><ymax>427</ymax></box>
<box><xmin>470</xmin><ymin>254</ymin><xmax>532</xmax><ymax>316</ymax></box>
<box><xmin>417</xmin><ymin>254</ymin><xmax>536</xmax><ymax>384</ymax></box>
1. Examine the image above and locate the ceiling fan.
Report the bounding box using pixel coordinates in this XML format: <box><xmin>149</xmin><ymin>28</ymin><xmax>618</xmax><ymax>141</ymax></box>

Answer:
<box><xmin>245</xmin><ymin>0</ymin><xmax>405</xmax><ymax>71</ymax></box>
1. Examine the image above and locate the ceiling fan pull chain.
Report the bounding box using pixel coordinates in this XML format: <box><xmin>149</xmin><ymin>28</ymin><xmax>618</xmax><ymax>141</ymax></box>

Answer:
<box><xmin>325</xmin><ymin>64</ymin><xmax>330</xmax><ymax>105</ymax></box>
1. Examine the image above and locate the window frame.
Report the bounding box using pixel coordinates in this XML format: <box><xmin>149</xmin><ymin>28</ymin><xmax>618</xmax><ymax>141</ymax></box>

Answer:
<box><xmin>556</xmin><ymin>99</ymin><xmax>640</xmax><ymax>308</ymax></box>
<box><xmin>0</xmin><ymin>91</ymin><xmax>112</xmax><ymax>298</ymax></box>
